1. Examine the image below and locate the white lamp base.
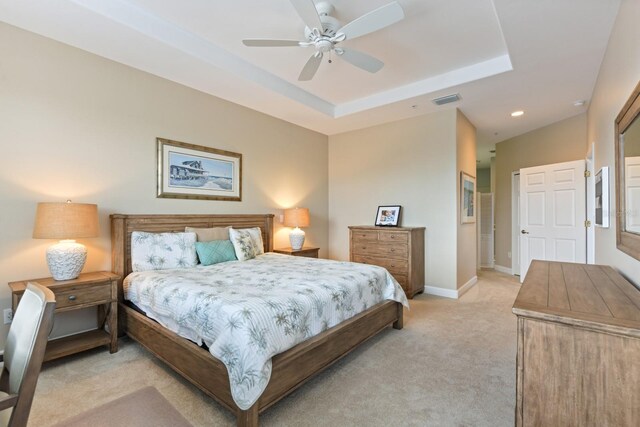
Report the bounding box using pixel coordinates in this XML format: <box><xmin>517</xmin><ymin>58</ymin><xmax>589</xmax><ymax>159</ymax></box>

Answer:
<box><xmin>289</xmin><ymin>227</ymin><xmax>306</xmax><ymax>250</ymax></box>
<box><xmin>46</xmin><ymin>240</ymin><xmax>87</xmax><ymax>281</ymax></box>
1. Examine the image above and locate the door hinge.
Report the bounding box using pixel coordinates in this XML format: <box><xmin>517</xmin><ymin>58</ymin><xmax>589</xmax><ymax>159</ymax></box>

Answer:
<box><xmin>585</xmin><ymin>220</ymin><xmax>591</xmax><ymax>228</ymax></box>
<box><xmin>584</xmin><ymin>170</ymin><xmax>591</xmax><ymax>178</ymax></box>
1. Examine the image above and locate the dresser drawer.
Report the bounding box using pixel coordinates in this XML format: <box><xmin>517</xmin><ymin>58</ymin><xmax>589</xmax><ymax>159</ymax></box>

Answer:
<box><xmin>392</xmin><ymin>274</ymin><xmax>408</xmax><ymax>290</ymax></box>
<box><xmin>352</xmin><ymin>255</ymin><xmax>408</xmax><ymax>275</ymax></box>
<box><xmin>352</xmin><ymin>242</ymin><xmax>408</xmax><ymax>258</ymax></box>
<box><xmin>55</xmin><ymin>284</ymin><xmax>112</xmax><ymax>310</ymax></box>
<box><xmin>351</xmin><ymin>230</ymin><xmax>379</xmax><ymax>242</ymax></box>
<box><xmin>378</xmin><ymin>232</ymin><xmax>408</xmax><ymax>243</ymax></box>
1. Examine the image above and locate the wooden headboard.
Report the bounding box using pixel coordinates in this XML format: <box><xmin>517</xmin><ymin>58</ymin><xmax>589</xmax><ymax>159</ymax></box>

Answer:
<box><xmin>110</xmin><ymin>213</ymin><xmax>274</xmax><ymax>301</ymax></box>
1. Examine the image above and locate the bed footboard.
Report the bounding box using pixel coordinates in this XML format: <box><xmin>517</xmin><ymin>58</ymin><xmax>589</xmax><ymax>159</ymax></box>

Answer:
<box><xmin>121</xmin><ymin>300</ymin><xmax>403</xmax><ymax>427</ymax></box>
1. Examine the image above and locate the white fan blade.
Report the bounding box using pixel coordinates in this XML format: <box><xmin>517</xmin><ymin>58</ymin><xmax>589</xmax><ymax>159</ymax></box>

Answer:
<box><xmin>243</xmin><ymin>39</ymin><xmax>303</xmax><ymax>47</ymax></box>
<box><xmin>290</xmin><ymin>0</ymin><xmax>323</xmax><ymax>31</ymax></box>
<box><xmin>299</xmin><ymin>52</ymin><xmax>323</xmax><ymax>81</ymax></box>
<box><xmin>338</xmin><ymin>48</ymin><xmax>384</xmax><ymax>73</ymax></box>
<box><xmin>338</xmin><ymin>1</ymin><xmax>404</xmax><ymax>41</ymax></box>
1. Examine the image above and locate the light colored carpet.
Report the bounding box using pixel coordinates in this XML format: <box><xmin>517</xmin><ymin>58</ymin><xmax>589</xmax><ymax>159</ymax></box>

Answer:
<box><xmin>51</xmin><ymin>386</ymin><xmax>192</xmax><ymax>427</ymax></box>
<box><xmin>29</xmin><ymin>270</ymin><xmax>520</xmax><ymax>427</ymax></box>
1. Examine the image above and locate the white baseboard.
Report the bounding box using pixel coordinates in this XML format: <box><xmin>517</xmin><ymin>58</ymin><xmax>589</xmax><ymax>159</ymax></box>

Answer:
<box><xmin>425</xmin><ymin>286</ymin><xmax>459</xmax><ymax>299</ymax></box>
<box><xmin>494</xmin><ymin>264</ymin><xmax>513</xmax><ymax>275</ymax></box>
<box><xmin>425</xmin><ymin>276</ymin><xmax>478</xmax><ymax>299</ymax></box>
<box><xmin>457</xmin><ymin>276</ymin><xmax>478</xmax><ymax>298</ymax></box>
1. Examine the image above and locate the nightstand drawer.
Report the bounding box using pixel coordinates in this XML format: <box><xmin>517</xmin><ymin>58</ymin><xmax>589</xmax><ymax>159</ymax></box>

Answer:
<box><xmin>55</xmin><ymin>284</ymin><xmax>112</xmax><ymax>310</ymax></box>
<box><xmin>273</xmin><ymin>247</ymin><xmax>319</xmax><ymax>258</ymax></box>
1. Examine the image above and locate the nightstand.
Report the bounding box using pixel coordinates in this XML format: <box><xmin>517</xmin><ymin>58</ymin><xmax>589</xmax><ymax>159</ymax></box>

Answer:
<box><xmin>8</xmin><ymin>271</ymin><xmax>119</xmax><ymax>362</ymax></box>
<box><xmin>274</xmin><ymin>247</ymin><xmax>320</xmax><ymax>258</ymax></box>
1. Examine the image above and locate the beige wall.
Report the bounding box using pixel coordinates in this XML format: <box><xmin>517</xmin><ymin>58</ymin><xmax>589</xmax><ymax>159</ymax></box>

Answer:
<box><xmin>0</xmin><ymin>23</ymin><xmax>329</xmax><ymax>348</ymax></box>
<box><xmin>494</xmin><ymin>113</ymin><xmax>587</xmax><ymax>269</ymax></box>
<box><xmin>623</xmin><ymin>115</ymin><xmax>640</xmax><ymax>157</ymax></box>
<box><xmin>490</xmin><ymin>157</ymin><xmax>496</xmax><ymax>194</ymax></box>
<box><xmin>588</xmin><ymin>0</ymin><xmax>640</xmax><ymax>283</ymax></box>
<box><xmin>476</xmin><ymin>168</ymin><xmax>491</xmax><ymax>193</ymax></box>
<box><xmin>456</xmin><ymin>111</ymin><xmax>478</xmax><ymax>288</ymax></box>
<box><xmin>328</xmin><ymin>109</ymin><xmax>470</xmax><ymax>292</ymax></box>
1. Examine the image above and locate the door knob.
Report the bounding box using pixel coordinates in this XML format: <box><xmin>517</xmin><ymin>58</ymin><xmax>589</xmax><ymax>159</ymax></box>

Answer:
<box><xmin>521</xmin><ymin>230</ymin><xmax>529</xmax><ymax>234</ymax></box>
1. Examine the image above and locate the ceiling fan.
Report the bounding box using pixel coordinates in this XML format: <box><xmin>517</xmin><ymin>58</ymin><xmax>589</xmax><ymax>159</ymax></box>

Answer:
<box><xmin>242</xmin><ymin>0</ymin><xmax>405</xmax><ymax>81</ymax></box>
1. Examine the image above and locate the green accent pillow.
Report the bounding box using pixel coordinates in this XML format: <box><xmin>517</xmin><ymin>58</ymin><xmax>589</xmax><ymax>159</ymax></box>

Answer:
<box><xmin>195</xmin><ymin>240</ymin><xmax>237</xmax><ymax>266</ymax></box>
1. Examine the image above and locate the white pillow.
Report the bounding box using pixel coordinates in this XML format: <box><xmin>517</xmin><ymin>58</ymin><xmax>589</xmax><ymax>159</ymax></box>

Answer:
<box><xmin>229</xmin><ymin>227</ymin><xmax>264</xmax><ymax>261</ymax></box>
<box><xmin>131</xmin><ymin>231</ymin><xmax>198</xmax><ymax>272</ymax></box>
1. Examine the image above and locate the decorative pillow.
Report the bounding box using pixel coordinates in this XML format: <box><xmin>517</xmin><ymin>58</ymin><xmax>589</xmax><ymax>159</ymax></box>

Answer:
<box><xmin>131</xmin><ymin>232</ymin><xmax>198</xmax><ymax>272</ymax></box>
<box><xmin>229</xmin><ymin>227</ymin><xmax>264</xmax><ymax>261</ymax></box>
<box><xmin>195</xmin><ymin>240</ymin><xmax>237</xmax><ymax>266</ymax></box>
<box><xmin>185</xmin><ymin>226</ymin><xmax>231</xmax><ymax>242</ymax></box>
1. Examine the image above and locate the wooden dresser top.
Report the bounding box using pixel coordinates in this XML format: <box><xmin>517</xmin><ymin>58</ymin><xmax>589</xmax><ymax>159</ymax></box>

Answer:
<box><xmin>513</xmin><ymin>260</ymin><xmax>640</xmax><ymax>334</ymax></box>
<box><xmin>348</xmin><ymin>226</ymin><xmax>425</xmax><ymax>231</ymax></box>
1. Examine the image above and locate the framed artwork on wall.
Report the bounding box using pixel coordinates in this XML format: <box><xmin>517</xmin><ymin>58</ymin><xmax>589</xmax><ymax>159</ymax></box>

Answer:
<box><xmin>595</xmin><ymin>166</ymin><xmax>609</xmax><ymax>227</ymax></box>
<box><xmin>375</xmin><ymin>205</ymin><xmax>401</xmax><ymax>227</ymax></box>
<box><xmin>461</xmin><ymin>172</ymin><xmax>476</xmax><ymax>224</ymax></box>
<box><xmin>157</xmin><ymin>138</ymin><xmax>242</xmax><ymax>201</ymax></box>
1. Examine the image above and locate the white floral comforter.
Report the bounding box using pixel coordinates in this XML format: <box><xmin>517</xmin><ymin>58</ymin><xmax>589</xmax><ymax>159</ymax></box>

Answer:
<box><xmin>124</xmin><ymin>253</ymin><xmax>408</xmax><ymax>410</ymax></box>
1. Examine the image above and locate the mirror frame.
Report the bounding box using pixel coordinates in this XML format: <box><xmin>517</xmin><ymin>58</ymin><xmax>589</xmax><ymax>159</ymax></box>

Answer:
<box><xmin>615</xmin><ymin>80</ymin><xmax>640</xmax><ymax>260</ymax></box>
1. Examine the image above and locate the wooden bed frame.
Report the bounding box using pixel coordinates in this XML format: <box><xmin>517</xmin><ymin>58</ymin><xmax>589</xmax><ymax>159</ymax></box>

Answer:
<box><xmin>111</xmin><ymin>213</ymin><xmax>403</xmax><ymax>426</ymax></box>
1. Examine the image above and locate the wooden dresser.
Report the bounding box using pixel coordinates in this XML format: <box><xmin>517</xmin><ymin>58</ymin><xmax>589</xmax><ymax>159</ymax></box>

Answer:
<box><xmin>513</xmin><ymin>260</ymin><xmax>640</xmax><ymax>426</ymax></box>
<box><xmin>349</xmin><ymin>226</ymin><xmax>425</xmax><ymax>298</ymax></box>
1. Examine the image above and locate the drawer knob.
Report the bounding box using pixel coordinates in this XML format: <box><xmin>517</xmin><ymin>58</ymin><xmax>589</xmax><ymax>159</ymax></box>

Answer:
<box><xmin>390</xmin><ymin>249</ymin><xmax>395</xmax><ymax>252</ymax></box>
<box><xmin>68</xmin><ymin>295</ymin><xmax>77</xmax><ymax>301</ymax></box>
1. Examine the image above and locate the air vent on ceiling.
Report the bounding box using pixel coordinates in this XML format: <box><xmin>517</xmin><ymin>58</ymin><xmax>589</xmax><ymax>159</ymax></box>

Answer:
<box><xmin>432</xmin><ymin>93</ymin><xmax>461</xmax><ymax>106</ymax></box>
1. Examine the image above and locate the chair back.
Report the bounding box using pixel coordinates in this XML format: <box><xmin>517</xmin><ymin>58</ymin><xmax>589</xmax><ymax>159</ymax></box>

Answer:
<box><xmin>1</xmin><ymin>282</ymin><xmax>55</xmax><ymax>426</ymax></box>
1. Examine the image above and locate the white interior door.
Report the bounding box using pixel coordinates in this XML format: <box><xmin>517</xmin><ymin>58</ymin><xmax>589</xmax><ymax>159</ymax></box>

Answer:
<box><xmin>519</xmin><ymin>160</ymin><xmax>586</xmax><ymax>282</ymax></box>
<box><xmin>512</xmin><ymin>173</ymin><xmax>520</xmax><ymax>276</ymax></box>
<box><xmin>479</xmin><ymin>193</ymin><xmax>494</xmax><ymax>268</ymax></box>
<box><xmin>626</xmin><ymin>156</ymin><xmax>640</xmax><ymax>233</ymax></box>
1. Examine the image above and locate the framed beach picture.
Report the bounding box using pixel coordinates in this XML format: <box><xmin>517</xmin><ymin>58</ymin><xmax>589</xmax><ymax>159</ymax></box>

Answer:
<box><xmin>460</xmin><ymin>172</ymin><xmax>476</xmax><ymax>224</ymax></box>
<box><xmin>595</xmin><ymin>166</ymin><xmax>609</xmax><ymax>227</ymax></box>
<box><xmin>375</xmin><ymin>205</ymin><xmax>401</xmax><ymax>227</ymax></box>
<box><xmin>157</xmin><ymin>138</ymin><xmax>242</xmax><ymax>201</ymax></box>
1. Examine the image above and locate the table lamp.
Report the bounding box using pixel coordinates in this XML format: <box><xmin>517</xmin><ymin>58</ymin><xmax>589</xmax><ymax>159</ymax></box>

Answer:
<box><xmin>283</xmin><ymin>207</ymin><xmax>310</xmax><ymax>250</ymax></box>
<box><xmin>33</xmin><ymin>201</ymin><xmax>99</xmax><ymax>280</ymax></box>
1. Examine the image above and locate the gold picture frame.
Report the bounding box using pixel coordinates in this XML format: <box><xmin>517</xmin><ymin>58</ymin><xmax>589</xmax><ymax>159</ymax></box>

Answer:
<box><xmin>157</xmin><ymin>138</ymin><xmax>242</xmax><ymax>201</ymax></box>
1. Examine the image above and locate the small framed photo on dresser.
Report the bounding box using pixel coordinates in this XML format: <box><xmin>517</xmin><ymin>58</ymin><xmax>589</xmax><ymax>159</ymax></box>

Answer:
<box><xmin>375</xmin><ymin>205</ymin><xmax>401</xmax><ymax>227</ymax></box>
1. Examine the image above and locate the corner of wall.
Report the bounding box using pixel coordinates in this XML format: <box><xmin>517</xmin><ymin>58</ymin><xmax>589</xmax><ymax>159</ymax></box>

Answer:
<box><xmin>456</xmin><ymin>109</ymin><xmax>478</xmax><ymax>289</ymax></box>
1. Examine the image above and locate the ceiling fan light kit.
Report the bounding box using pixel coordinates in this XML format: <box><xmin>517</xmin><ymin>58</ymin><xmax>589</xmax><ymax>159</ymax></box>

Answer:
<box><xmin>242</xmin><ymin>0</ymin><xmax>405</xmax><ymax>81</ymax></box>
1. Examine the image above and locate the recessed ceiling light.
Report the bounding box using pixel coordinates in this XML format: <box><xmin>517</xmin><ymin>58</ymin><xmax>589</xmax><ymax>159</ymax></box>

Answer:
<box><xmin>573</xmin><ymin>100</ymin><xmax>586</xmax><ymax>107</ymax></box>
<box><xmin>511</xmin><ymin>110</ymin><xmax>524</xmax><ymax>117</ymax></box>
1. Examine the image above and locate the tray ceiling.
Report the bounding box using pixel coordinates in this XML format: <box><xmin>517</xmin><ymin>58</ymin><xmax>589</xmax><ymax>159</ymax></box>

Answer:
<box><xmin>0</xmin><ymin>0</ymin><xmax>620</xmax><ymax>166</ymax></box>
